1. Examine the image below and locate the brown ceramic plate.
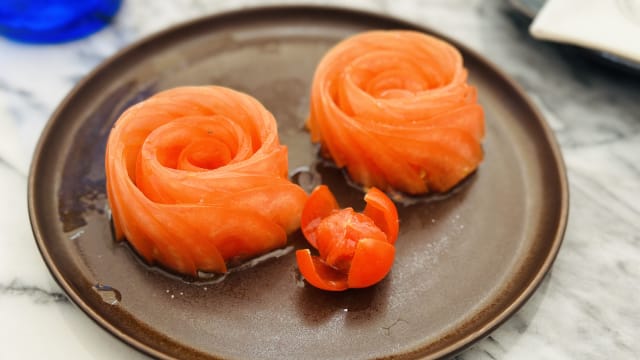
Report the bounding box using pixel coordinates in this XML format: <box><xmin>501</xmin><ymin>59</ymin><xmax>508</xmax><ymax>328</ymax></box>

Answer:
<box><xmin>28</xmin><ymin>6</ymin><xmax>568</xmax><ymax>360</ymax></box>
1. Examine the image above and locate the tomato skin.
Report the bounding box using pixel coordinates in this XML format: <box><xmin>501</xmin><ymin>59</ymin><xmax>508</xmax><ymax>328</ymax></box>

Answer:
<box><xmin>296</xmin><ymin>186</ymin><xmax>399</xmax><ymax>291</ymax></box>
<box><xmin>301</xmin><ymin>185</ymin><xmax>339</xmax><ymax>248</ymax></box>
<box><xmin>295</xmin><ymin>249</ymin><xmax>348</xmax><ymax>291</ymax></box>
<box><xmin>364</xmin><ymin>187</ymin><xmax>399</xmax><ymax>244</ymax></box>
<box><xmin>347</xmin><ymin>238</ymin><xmax>395</xmax><ymax>288</ymax></box>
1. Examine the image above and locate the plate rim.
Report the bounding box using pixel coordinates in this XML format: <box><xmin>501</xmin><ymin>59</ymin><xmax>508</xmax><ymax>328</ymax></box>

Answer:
<box><xmin>27</xmin><ymin>4</ymin><xmax>569</xmax><ymax>360</ymax></box>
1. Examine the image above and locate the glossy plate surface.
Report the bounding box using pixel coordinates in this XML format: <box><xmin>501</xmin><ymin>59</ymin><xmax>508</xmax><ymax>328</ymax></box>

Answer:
<box><xmin>29</xmin><ymin>6</ymin><xmax>568</xmax><ymax>360</ymax></box>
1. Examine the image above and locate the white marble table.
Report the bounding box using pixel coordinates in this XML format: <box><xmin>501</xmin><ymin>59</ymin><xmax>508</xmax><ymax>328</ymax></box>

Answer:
<box><xmin>1</xmin><ymin>1</ymin><xmax>638</xmax><ymax>359</ymax></box>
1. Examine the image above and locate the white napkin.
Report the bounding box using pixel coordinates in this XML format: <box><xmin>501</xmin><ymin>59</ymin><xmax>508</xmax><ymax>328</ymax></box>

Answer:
<box><xmin>530</xmin><ymin>0</ymin><xmax>640</xmax><ymax>63</ymax></box>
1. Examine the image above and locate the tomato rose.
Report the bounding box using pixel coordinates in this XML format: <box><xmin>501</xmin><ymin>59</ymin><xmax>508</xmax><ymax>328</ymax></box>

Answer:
<box><xmin>296</xmin><ymin>185</ymin><xmax>399</xmax><ymax>291</ymax></box>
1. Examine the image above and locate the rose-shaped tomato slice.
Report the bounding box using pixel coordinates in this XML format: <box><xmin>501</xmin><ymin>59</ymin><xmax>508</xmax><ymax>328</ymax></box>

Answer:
<box><xmin>296</xmin><ymin>185</ymin><xmax>399</xmax><ymax>291</ymax></box>
<box><xmin>307</xmin><ymin>30</ymin><xmax>485</xmax><ymax>194</ymax></box>
<box><xmin>105</xmin><ymin>86</ymin><xmax>307</xmax><ymax>276</ymax></box>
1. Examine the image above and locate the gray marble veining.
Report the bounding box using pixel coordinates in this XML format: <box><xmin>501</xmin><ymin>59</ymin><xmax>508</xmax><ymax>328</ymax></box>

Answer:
<box><xmin>1</xmin><ymin>0</ymin><xmax>638</xmax><ymax>359</ymax></box>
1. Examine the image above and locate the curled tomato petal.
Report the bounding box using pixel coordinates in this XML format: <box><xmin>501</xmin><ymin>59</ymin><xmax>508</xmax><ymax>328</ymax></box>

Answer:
<box><xmin>298</xmin><ymin>186</ymin><xmax>400</xmax><ymax>291</ymax></box>
<box><xmin>295</xmin><ymin>249</ymin><xmax>348</xmax><ymax>291</ymax></box>
<box><xmin>301</xmin><ymin>185</ymin><xmax>339</xmax><ymax>248</ymax></box>
<box><xmin>363</xmin><ymin>187</ymin><xmax>399</xmax><ymax>244</ymax></box>
<box><xmin>347</xmin><ymin>238</ymin><xmax>395</xmax><ymax>288</ymax></box>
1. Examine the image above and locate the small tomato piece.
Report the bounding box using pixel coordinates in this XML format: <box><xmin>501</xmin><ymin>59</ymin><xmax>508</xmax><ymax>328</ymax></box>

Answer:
<box><xmin>297</xmin><ymin>186</ymin><xmax>400</xmax><ymax>291</ymax></box>
<box><xmin>364</xmin><ymin>187</ymin><xmax>399</xmax><ymax>244</ymax></box>
<box><xmin>301</xmin><ymin>185</ymin><xmax>339</xmax><ymax>248</ymax></box>
<box><xmin>316</xmin><ymin>209</ymin><xmax>387</xmax><ymax>272</ymax></box>
<box><xmin>295</xmin><ymin>249</ymin><xmax>348</xmax><ymax>291</ymax></box>
<box><xmin>347</xmin><ymin>238</ymin><xmax>395</xmax><ymax>288</ymax></box>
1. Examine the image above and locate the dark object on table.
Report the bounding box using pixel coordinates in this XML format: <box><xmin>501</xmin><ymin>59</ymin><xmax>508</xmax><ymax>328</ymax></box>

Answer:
<box><xmin>509</xmin><ymin>0</ymin><xmax>640</xmax><ymax>74</ymax></box>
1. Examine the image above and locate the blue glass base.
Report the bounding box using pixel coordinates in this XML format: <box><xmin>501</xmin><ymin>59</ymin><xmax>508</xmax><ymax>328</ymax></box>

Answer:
<box><xmin>0</xmin><ymin>0</ymin><xmax>122</xmax><ymax>44</ymax></box>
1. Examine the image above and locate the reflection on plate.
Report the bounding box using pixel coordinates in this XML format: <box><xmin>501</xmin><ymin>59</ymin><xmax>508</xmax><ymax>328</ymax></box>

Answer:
<box><xmin>28</xmin><ymin>6</ymin><xmax>568</xmax><ymax>360</ymax></box>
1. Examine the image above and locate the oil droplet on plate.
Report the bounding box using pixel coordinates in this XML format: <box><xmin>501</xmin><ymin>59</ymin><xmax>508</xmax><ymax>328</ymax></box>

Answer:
<box><xmin>68</xmin><ymin>229</ymin><xmax>85</xmax><ymax>240</ymax></box>
<box><xmin>93</xmin><ymin>284</ymin><xmax>121</xmax><ymax>305</ymax></box>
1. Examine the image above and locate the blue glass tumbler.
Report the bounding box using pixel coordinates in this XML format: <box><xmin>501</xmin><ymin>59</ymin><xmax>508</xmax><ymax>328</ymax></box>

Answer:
<box><xmin>0</xmin><ymin>0</ymin><xmax>122</xmax><ymax>44</ymax></box>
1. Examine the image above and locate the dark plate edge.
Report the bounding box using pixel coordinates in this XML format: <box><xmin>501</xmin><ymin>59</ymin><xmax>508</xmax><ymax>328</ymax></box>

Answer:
<box><xmin>27</xmin><ymin>4</ymin><xmax>569</xmax><ymax>360</ymax></box>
